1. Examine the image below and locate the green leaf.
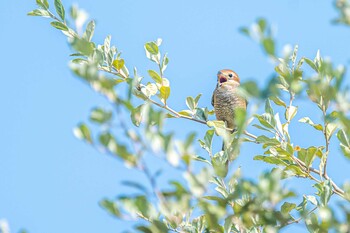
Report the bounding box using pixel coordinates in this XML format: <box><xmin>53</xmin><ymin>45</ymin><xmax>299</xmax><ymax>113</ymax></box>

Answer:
<box><xmin>291</xmin><ymin>45</ymin><xmax>298</xmax><ymax>66</ymax></box>
<box><xmin>192</xmin><ymin>155</ymin><xmax>212</xmax><ymax>165</ymax></box>
<box><xmin>50</xmin><ymin>21</ymin><xmax>68</xmax><ymax>31</ymax></box>
<box><xmin>136</xmin><ymin>226</ymin><xmax>152</xmax><ymax>233</ymax></box>
<box><xmin>83</xmin><ymin>20</ymin><xmax>95</xmax><ymax>41</ymax></box>
<box><xmin>337</xmin><ymin>129</ymin><xmax>350</xmax><ymax>147</ymax></box>
<box><xmin>149</xmin><ymin>220</ymin><xmax>169</xmax><ymax>233</ymax></box>
<box><xmin>326</xmin><ymin>123</ymin><xmax>337</xmax><ymax>141</ymax></box>
<box><xmin>112</xmin><ymin>59</ymin><xmax>125</xmax><ymax>71</ymax></box>
<box><xmin>299</xmin><ymin>117</ymin><xmax>323</xmax><ymax>131</ymax></box>
<box><xmin>71</xmin><ymin>58</ymin><xmax>87</xmax><ymax>64</ymax></box>
<box><xmin>306</xmin><ymin>195</ymin><xmax>318</xmax><ymax>206</ymax></box>
<box><xmin>207</xmin><ymin>120</ymin><xmax>228</xmax><ymax>137</ymax></box>
<box><xmin>99</xmin><ymin>133</ymin><xmax>137</xmax><ymax>166</ymax></box>
<box><xmin>43</xmin><ymin>0</ymin><xmax>49</xmax><ymax>8</ymax></box>
<box><xmin>71</xmin><ymin>37</ymin><xmax>94</xmax><ymax>56</ymax></box>
<box><xmin>148</xmin><ymin>70</ymin><xmax>162</xmax><ymax>84</ymax></box>
<box><xmin>199</xmin><ymin>129</ymin><xmax>214</xmax><ymax>153</ymax></box>
<box><xmin>257</xmin><ymin>18</ymin><xmax>267</xmax><ymax>31</ymax></box>
<box><xmin>281</xmin><ymin>202</ymin><xmax>296</xmax><ymax>214</ymax></box>
<box><xmin>274</xmin><ymin>113</ymin><xmax>284</xmax><ymax>138</ymax></box>
<box><xmin>160</xmin><ymin>86</ymin><xmax>170</xmax><ymax>102</ymax></box>
<box><xmin>255</xmin><ymin>135</ymin><xmax>280</xmax><ymax>147</ymax></box>
<box><xmin>340</xmin><ymin>144</ymin><xmax>350</xmax><ymax>159</ymax></box>
<box><xmin>315</xmin><ymin>180</ymin><xmax>332</xmax><ymax>206</ymax></box>
<box><xmin>297</xmin><ymin>147</ymin><xmax>318</xmax><ymax>168</ymax></box>
<box><xmin>265</xmin><ymin>99</ymin><xmax>274</xmax><ymax>115</ymax></box>
<box><xmin>262</xmin><ymin>37</ymin><xmax>275</xmax><ymax>56</ymax></box>
<box><xmin>145</xmin><ymin>42</ymin><xmax>159</xmax><ymax>55</ymax></box>
<box><xmin>254</xmin><ymin>155</ymin><xmax>288</xmax><ymax>166</ymax></box>
<box><xmin>27</xmin><ymin>9</ymin><xmax>50</xmax><ymax>17</ymax></box>
<box><xmin>202</xmin><ymin>196</ymin><xmax>226</xmax><ymax>202</ymax></box>
<box><xmin>344</xmin><ymin>182</ymin><xmax>350</xmax><ymax>201</ymax></box>
<box><xmin>121</xmin><ymin>181</ymin><xmax>148</xmax><ymax>193</ymax></box>
<box><xmin>119</xmin><ymin>195</ymin><xmax>157</xmax><ymax>219</ymax></box>
<box><xmin>212</xmin><ymin>151</ymin><xmax>228</xmax><ymax>178</ymax></box>
<box><xmin>90</xmin><ymin>107</ymin><xmax>112</xmax><ymax>124</ymax></box>
<box><xmin>284</xmin><ymin>164</ymin><xmax>307</xmax><ymax>177</ymax></box>
<box><xmin>131</xmin><ymin>104</ymin><xmax>145</xmax><ymax>127</ymax></box>
<box><xmin>120</xmin><ymin>65</ymin><xmax>129</xmax><ymax>78</ymax></box>
<box><xmin>195</xmin><ymin>108</ymin><xmax>208</xmax><ymax>121</ymax></box>
<box><xmin>338</xmin><ymin>129</ymin><xmax>350</xmax><ymax>159</ymax></box>
<box><xmin>194</xmin><ymin>93</ymin><xmax>202</xmax><ymax>105</ymax></box>
<box><xmin>104</xmin><ymin>35</ymin><xmax>111</xmax><ymax>52</ymax></box>
<box><xmin>270</xmin><ymin>96</ymin><xmax>286</xmax><ymax>107</ymax></box>
<box><xmin>252</xmin><ymin>124</ymin><xmax>273</xmax><ymax>133</ymax></box>
<box><xmin>161</xmin><ymin>53</ymin><xmax>169</xmax><ymax>73</ymax></box>
<box><xmin>184</xmin><ymin>169</ymin><xmax>210</xmax><ymax>197</ymax></box>
<box><xmin>73</xmin><ymin>123</ymin><xmax>93</xmax><ymax>143</ymax></box>
<box><xmin>224</xmin><ymin>216</ymin><xmax>233</xmax><ymax>233</ymax></box>
<box><xmin>239</xmin><ymin>27</ymin><xmax>250</xmax><ymax>36</ymax></box>
<box><xmin>100</xmin><ymin>199</ymin><xmax>121</xmax><ymax>217</ymax></box>
<box><xmin>305</xmin><ymin>213</ymin><xmax>319</xmax><ymax>232</ymax></box>
<box><xmin>285</xmin><ymin>106</ymin><xmax>298</xmax><ymax>122</ymax></box>
<box><xmin>54</xmin><ymin>0</ymin><xmax>65</xmax><ymax>21</ymax></box>
<box><xmin>255</xmin><ymin>113</ymin><xmax>275</xmax><ymax>129</ymax></box>
<box><xmin>186</xmin><ymin>96</ymin><xmax>196</xmax><ymax>111</ymax></box>
<box><xmin>36</xmin><ymin>0</ymin><xmax>49</xmax><ymax>9</ymax></box>
<box><xmin>314</xmin><ymin>50</ymin><xmax>322</xmax><ymax>70</ymax></box>
<box><xmin>303</xmin><ymin>57</ymin><xmax>318</xmax><ymax>72</ymax></box>
<box><xmin>178</xmin><ymin>110</ymin><xmax>193</xmax><ymax>117</ymax></box>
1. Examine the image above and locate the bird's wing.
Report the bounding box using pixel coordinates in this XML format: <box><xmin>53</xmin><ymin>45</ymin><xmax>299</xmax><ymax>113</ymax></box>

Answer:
<box><xmin>211</xmin><ymin>91</ymin><xmax>215</xmax><ymax>107</ymax></box>
<box><xmin>211</xmin><ymin>84</ymin><xmax>218</xmax><ymax>107</ymax></box>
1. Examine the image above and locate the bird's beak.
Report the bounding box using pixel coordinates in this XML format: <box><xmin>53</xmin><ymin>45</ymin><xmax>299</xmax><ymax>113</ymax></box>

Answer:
<box><xmin>218</xmin><ymin>75</ymin><xmax>228</xmax><ymax>84</ymax></box>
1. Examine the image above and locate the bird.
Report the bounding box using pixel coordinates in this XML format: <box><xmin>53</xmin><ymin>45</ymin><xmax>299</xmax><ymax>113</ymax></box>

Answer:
<box><xmin>211</xmin><ymin>69</ymin><xmax>247</xmax><ymax>150</ymax></box>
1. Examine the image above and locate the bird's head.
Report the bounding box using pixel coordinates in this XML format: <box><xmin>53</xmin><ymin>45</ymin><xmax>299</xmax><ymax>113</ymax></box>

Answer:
<box><xmin>217</xmin><ymin>69</ymin><xmax>240</xmax><ymax>87</ymax></box>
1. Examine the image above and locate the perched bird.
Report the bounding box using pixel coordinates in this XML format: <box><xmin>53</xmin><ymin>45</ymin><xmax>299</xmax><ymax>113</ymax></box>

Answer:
<box><xmin>211</xmin><ymin>69</ymin><xmax>247</xmax><ymax>149</ymax></box>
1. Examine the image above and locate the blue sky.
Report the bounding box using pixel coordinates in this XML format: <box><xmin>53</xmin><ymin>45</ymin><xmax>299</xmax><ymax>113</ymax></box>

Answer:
<box><xmin>1</xmin><ymin>0</ymin><xmax>350</xmax><ymax>232</ymax></box>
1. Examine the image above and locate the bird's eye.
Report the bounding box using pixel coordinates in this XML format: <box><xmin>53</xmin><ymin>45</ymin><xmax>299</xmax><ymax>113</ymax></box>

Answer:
<box><xmin>228</xmin><ymin>74</ymin><xmax>233</xmax><ymax>78</ymax></box>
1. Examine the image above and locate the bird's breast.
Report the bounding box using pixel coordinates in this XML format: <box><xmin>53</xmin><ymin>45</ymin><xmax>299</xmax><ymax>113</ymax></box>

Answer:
<box><xmin>214</xmin><ymin>87</ymin><xmax>246</xmax><ymax>109</ymax></box>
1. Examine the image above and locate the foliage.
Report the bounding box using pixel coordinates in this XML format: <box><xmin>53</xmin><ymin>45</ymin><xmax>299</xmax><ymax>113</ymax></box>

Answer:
<box><xmin>27</xmin><ymin>0</ymin><xmax>350</xmax><ymax>232</ymax></box>
<box><xmin>334</xmin><ymin>0</ymin><xmax>350</xmax><ymax>25</ymax></box>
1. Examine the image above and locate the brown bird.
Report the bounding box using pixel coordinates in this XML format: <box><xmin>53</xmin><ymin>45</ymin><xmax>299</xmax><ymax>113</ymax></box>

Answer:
<box><xmin>211</xmin><ymin>69</ymin><xmax>247</xmax><ymax>149</ymax></box>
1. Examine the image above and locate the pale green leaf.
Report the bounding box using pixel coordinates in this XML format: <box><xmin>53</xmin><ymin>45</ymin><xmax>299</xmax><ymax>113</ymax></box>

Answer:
<box><xmin>337</xmin><ymin>129</ymin><xmax>350</xmax><ymax>147</ymax></box>
<box><xmin>90</xmin><ymin>107</ymin><xmax>112</xmax><ymax>124</ymax></box>
<box><xmin>270</xmin><ymin>96</ymin><xmax>286</xmax><ymax>107</ymax></box>
<box><xmin>186</xmin><ymin>96</ymin><xmax>196</xmax><ymax>111</ymax></box>
<box><xmin>145</xmin><ymin>42</ymin><xmax>159</xmax><ymax>55</ymax></box>
<box><xmin>54</xmin><ymin>0</ymin><xmax>65</xmax><ymax>20</ymax></box>
<box><xmin>299</xmin><ymin>117</ymin><xmax>323</xmax><ymax>131</ymax></box>
<box><xmin>148</xmin><ymin>70</ymin><xmax>162</xmax><ymax>84</ymax></box>
<box><xmin>160</xmin><ymin>86</ymin><xmax>170</xmax><ymax>102</ymax></box>
<box><xmin>131</xmin><ymin>104</ymin><xmax>145</xmax><ymax>127</ymax></box>
<box><xmin>83</xmin><ymin>20</ymin><xmax>95</xmax><ymax>41</ymax></box>
<box><xmin>50</xmin><ymin>21</ymin><xmax>68</xmax><ymax>31</ymax></box>
<box><xmin>73</xmin><ymin>123</ymin><xmax>93</xmax><ymax>143</ymax></box>
<box><xmin>285</xmin><ymin>106</ymin><xmax>298</xmax><ymax>122</ymax></box>
<box><xmin>27</xmin><ymin>9</ymin><xmax>50</xmax><ymax>17</ymax></box>
<box><xmin>212</xmin><ymin>151</ymin><xmax>228</xmax><ymax>178</ymax></box>
<box><xmin>281</xmin><ymin>202</ymin><xmax>296</xmax><ymax>214</ymax></box>
<box><xmin>112</xmin><ymin>59</ymin><xmax>125</xmax><ymax>71</ymax></box>
<box><xmin>265</xmin><ymin>99</ymin><xmax>274</xmax><ymax>115</ymax></box>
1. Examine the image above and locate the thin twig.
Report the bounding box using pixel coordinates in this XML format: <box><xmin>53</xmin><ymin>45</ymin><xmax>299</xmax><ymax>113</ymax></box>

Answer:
<box><xmin>283</xmin><ymin>206</ymin><xmax>318</xmax><ymax>227</ymax></box>
<box><xmin>322</xmin><ymin>107</ymin><xmax>330</xmax><ymax>177</ymax></box>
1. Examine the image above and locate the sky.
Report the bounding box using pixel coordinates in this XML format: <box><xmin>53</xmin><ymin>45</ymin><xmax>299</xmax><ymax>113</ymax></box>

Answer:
<box><xmin>1</xmin><ymin>0</ymin><xmax>350</xmax><ymax>233</ymax></box>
